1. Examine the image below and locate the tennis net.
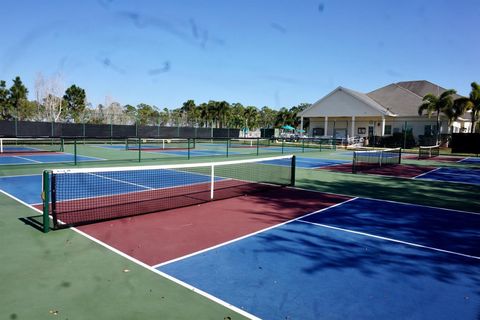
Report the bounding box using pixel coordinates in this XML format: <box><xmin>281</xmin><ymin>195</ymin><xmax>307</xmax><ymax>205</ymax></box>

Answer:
<box><xmin>126</xmin><ymin>138</ymin><xmax>193</xmax><ymax>151</ymax></box>
<box><xmin>418</xmin><ymin>145</ymin><xmax>440</xmax><ymax>159</ymax></box>
<box><xmin>42</xmin><ymin>155</ymin><xmax>295</xmax><ymax>231</ymax></box>
<box><xmin>352</xmin><ymin>147</ymin><xmax>401</xmax><ymax>173</ymax></box>
<box><xmin>0</xmin><ymin>137</ymin><xmax>64</xmax><ymax>154</ymax></box>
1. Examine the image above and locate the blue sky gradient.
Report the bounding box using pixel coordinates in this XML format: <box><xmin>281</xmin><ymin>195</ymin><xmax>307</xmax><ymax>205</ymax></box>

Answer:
<box><xmin>1</xmin><ymin>0</ymin><xmax>479</xmax><ymax>109</ymax></box>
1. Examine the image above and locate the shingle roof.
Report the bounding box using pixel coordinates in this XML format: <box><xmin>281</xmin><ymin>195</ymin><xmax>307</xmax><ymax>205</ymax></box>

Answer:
<box><xmin>367</xmin><ymin>80</ymin><xmax>463</xmax><ymax>117</ymax></box>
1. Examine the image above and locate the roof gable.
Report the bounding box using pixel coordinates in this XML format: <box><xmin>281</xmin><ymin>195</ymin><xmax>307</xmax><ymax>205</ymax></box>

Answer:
<box><xmin>299</xmin><ymin>86</ymin><xmax>395</xmax><ymax>118</ymax></box>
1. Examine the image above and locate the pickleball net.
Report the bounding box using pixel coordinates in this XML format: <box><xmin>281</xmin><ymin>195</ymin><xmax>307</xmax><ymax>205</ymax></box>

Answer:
<box><xmin>352</xmin><ymin>147</ymin><xmax>401</xmax><ymax>173</ymax></box>
<box><xmin>0</xmin><ymin>137</ymin><xmax>64</xmax><ymax>154</ymax></box>
<box><xmin>418</xmin><ymin>145</ymin><xmax>440</xmax><ymax>159</ymax></box>
<box><xmin>42</xmin><ymin>155</ymin><xmax>296</xmax><ymax>231</ymax></box>
<box><xmin>125</xmin><ymin>138</ymin><xmax>193</xmax><ymax>151</ymax></box>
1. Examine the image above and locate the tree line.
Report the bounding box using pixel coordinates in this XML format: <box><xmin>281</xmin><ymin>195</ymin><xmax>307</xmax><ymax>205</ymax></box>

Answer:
<box><xmin>0</xmin><ymin>75</ymin><xmax>310</xmax><ymax>130</ymax></box>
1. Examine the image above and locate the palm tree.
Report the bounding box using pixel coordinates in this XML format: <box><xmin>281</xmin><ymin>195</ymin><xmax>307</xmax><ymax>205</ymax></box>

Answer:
<box><xmin>418</xmin><ymin>89</ymin><xmax>456</xmax><ymax>144</ymax></box>
<box><xmin>454</xmin><ymin>82</ymin><xmax>480</xmax><ymax>133</ymax></box>
<box><xmin>216</xmin><ymin>101</ymin><xmax>230</xmax><ymax>128</ymax></box>
<box><xmin>198</xmin><ymin>103</ymin><xmax>211</xmax><ymax>127</ymax></box>
<box><xmin>244</xmin><ymin>106</ymin><xmax>258</xmax><ymax>130</ymax></box>
<box><xmin>180</xmin><ymin>100</ymin><xmax>196</xmax><ymax>126</ymax></box>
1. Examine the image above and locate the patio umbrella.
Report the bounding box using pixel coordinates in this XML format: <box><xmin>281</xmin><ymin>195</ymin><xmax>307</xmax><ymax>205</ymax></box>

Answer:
<box><xmin>281</xmin><ymin>125</ymin><xmax>294</xmax><ymax>130</ymax></box>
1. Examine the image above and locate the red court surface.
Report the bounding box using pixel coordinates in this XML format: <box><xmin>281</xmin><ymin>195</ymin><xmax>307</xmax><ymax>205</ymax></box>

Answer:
<box><xmin>321</xmin><ymin>163</ymin><xmax>437</xmax><ymax>178</ymax></box>
<box><xmin>78</xmin><ymin>188</ymin><xmax>350</xmax><ymax>266</ymax></box>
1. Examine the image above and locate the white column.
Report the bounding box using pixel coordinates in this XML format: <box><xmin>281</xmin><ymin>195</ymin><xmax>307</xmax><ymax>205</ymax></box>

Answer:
<box><xmin>351</xmin><ymin>116</ymin><xmax>355</xmax><ymax>138</ymax></box>
<box><xmin>300</xmin><ymin>116</ymin><xmax>304</xmax><ymax>133</ymax></box>
<box><xmin>324</xmin><ymin>117</ymin><xmax>328</xmax><ymax>137</ymax></box>
<box><xmin>381</xmin><ymin>116</ymin><xmax>386</xmax><ymax>136</ymax></box>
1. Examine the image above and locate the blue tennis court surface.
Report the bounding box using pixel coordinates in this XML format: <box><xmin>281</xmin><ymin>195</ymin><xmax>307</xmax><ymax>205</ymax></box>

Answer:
<box><xmin>0</xmin><ymin>153</ymin><xmax>102</xmax><ymax>165</ymax></box>
<box><xmin>264</xmin><ymin>156</ymin><xmax>349</xmax><ymax>168</ymax></box>
<box><xmin>159</xmin><ymin>197</ymin><xmax>479</xmax><ymax>320</ymax></box>
<box><xmin>415</xmin><ymin>167</ymin><xmax>480</xmax><ymax>186</ymax></box>
<box><xmin>459</xmin><ymin>157</ymin><xmax>480</xmax><ymax>165</ymax></box>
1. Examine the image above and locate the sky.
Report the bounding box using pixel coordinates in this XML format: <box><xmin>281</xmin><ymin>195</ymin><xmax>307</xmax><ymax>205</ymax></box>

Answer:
<box><xmin>1</xmin><ymin>0</ymin><xmax>479</xmax><ymax>110</ymax></box>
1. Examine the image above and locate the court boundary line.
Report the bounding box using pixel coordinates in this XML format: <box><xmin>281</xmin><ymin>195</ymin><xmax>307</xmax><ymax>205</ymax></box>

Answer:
<box><xmin>13</xmin><ymin>155</ymin><xmax>41</xmax><ymax>163</ymax></box>
<box><xmin>290</xmin><ymin>186</ymin><xmax>480</xmax><ymax>216</ymax></box>
<box><xmin>412</xmin><ymin>167</ymin><xmax>442</xmax><ymax>179</ymax></box>
<box><xmin>153</xmin><ymin>197</ymin><xmax>358</xmax><ymax>268</ymax></box>
<box><xmin>0</xmin><ymin>188</ymin><xmax>261</xmax><ymax>320</ymax></box>
<box><xmin>297</xmin><ymin>220</ymin><xmax>480</xmax><ymax>260</ymax></box>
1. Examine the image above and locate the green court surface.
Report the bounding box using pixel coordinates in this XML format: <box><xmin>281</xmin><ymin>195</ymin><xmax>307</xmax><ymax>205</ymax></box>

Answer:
<box><xmin>0</xmin><ymin>146</ymin><xmax>478</xmax><ymax>319</ymax></box>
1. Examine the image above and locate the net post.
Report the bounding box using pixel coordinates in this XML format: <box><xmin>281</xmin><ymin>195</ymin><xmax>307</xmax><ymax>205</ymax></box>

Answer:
<box><xmin>188</xmin><ymin>138</ymin><xmax>191</xmax><ymax>160</ymax></box>
<box><xmin>42</xmin><ymin>170</ymin><xmax>51</xmax><ymax>233</ymax></box>
<box><xmin>256</xmin><ymin>138</ymin><xmax>259</xmax><ymax>156</ymax></box>
<box><xmin>138</xmin><ymin>138</ymin><xmax>141</xmax><ymax>162</ymax></box>
<box><xmin>352</xmin><ymin>151</ymin><xmax>357</xmax><ymax>173</ymax></box>
<box><xmin>50</xmin><ymin>173</ymin><xmax>58</xmax><ymax>228</ymax></box>
<box><xmin>226</xmin><ymin>139</ymin><xmax>229</xmax><ymax>158</ymax></box>
<box><xmin>282</xmin><ymin>139</ymin><xmax>284</xmax><ymax>154</ymax></box>
<box><xmin>210</xmin><ymin>165</ymin><xmax>215</xmax><ymax>200</ymax></box>
<box><xmin>302</xmin><ymin>139</ymin><xmax>305</xmax><ymax>153</ymax></box>
<box><xmin>60</xmin><ymin>138</ymin><xmax>64</xmax><ymax>152</ymax></box>
<box><xmin>74</xmin><ymin>138</ymin><xmax>77</xmax><ymax>165</ymax></box>
<box><xmin>398</xmin><ymin>148</ymin><xmax>402</xmax><ymax>164</ymax></box>
<box><xmin>290</xmin><ymin>155</ymin><xmax>296</xmax><ymax>186</ymax></box>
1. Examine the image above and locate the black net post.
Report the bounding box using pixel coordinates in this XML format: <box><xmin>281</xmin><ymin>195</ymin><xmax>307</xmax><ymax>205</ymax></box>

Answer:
<box><xmin>188</xmin><ymin>138</ymin><xmax>191</xmax><ymax>160</ymax></box>
<box><xmin>51</xmin><ymin>174</ymin><xmax>58</xmax><ymax>228</ymax></box>
<box><xmin>74</xmin><ymin>138</ymin><xmax>77</xmax><ymax>165</ymax></box>
<box><xmin>42</xmin><ymin>170</ymin><xmax>51</xmax><ymax>233</ymax></box>
<box><xmin>226</xmin><ymin>139</ymin><xmax>229</xmax><ymax>158</ymax></box>
<box><xmin>291</xmin><ymin>155</ymin><xmax>296</xmax><ymax>186</ymax></box>
<box><xmin>256</xmin><ymin>138</ymin><xmax>260</xmax><ymax>156</ymax></box>
<box><xmin>352</xmin><ymin>152</ymin><xmax>357</xmax><ymax>173</ymax></box>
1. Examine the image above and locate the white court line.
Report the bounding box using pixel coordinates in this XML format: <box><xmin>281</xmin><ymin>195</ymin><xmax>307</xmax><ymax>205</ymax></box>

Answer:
<box><xmin>87</xmin><ymin>172</ymin><xmax>153</xmax><ymax>190</ymax></box>
<box><xmin>0</xmin><ymin>188</ymin><xmax>261</xmax><ymax>320</ymax></box>
<box><xmin>290</xmin><ymin>186</ymin><xmax>480</xmax><ymax>216</ymax></box>
<box><xmin>412</xmin><ymin>167</ymin><xmax>442</xmax><ymax>179</ymax></box>
<box><xmin>297</xmin><ymin>220</ymin><xmax>480</xmax><ymax>260</ymax></box>
<box><xmin>13</xmin><ymin>155</ymin><xmax>41</xmax><ymax>163</ymax></box>
<box><xmin>153</xmin><ymin>197</ymin><xmax>358</xmax><ymax>268</ymax></box>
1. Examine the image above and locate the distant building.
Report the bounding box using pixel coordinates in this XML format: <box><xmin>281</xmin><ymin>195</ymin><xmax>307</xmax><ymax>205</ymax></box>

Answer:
<box><xmin>299</xmin><ymin>80</ymin><xmax>470</xmax><ymax>144</ymax></box>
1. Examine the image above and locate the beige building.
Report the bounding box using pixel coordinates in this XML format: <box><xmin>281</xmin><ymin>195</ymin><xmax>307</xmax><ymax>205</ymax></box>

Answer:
<box><xmin>299</xmin><ymin>80</ymin><xmax>470</xmax><ymax>144</ymax></box>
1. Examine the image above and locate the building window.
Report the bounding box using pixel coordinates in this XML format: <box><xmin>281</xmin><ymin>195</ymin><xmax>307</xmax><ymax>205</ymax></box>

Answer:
<box><xmin>424</xmin><ymin>125</ymin><xmax>436</xmax><ymax>137</ymax></box>
<box><xmin>384</xmin><ymin>125</ymin><xmax>392</xmax><ymax>135</ymax></box>
<box><xmin>393</xmin><ymin>127</ymin><xmax>400</xmax><ymax>134</ymax></box>
<box><xmin>313</xmin><ymin>128</ymin><xmax>324</xmax><ymax>136</ymax></box>
<box><xmin>358</xmin><ymin>127</ymin><xmax>366</xmax><ymax>134</ymax></box>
